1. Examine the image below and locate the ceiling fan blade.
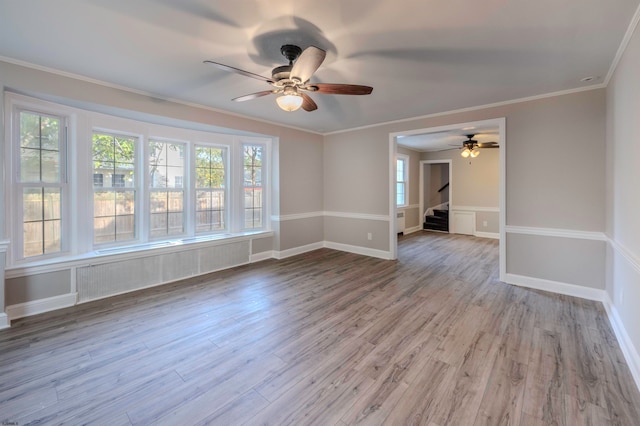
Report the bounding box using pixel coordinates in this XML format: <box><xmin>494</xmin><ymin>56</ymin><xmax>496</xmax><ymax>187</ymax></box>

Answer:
<box><xmin>204</xmin><ymin>60</ymin><xmax>273</xmax><ymax>84</ymax></box>
<box><xmin>290</xmin><ymin>46</ymin><xmax>326</xmax><ymax>83</ymax></box>
<box><xmin>477</xmin><ymin>142</ymin><xmax>499</xmax><ymax>148</ymax></box>
<box><xmin>300</xmin><ymin>92</ymin><xmax>318</xmax><ymax>112</ymax></box>
<box><xmin>232</xmin><ymin>90</ymin><xmax>275</xmax><ymax>102</ymax></box>
<box><xmin>311</xmin><ymin>83</ymin><xmax>373</xmax><ymax>95</ymax></box>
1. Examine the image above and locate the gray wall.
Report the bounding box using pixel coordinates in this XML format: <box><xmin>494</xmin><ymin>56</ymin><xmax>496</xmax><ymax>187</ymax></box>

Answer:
<box><xmin>324</xmin><ymin>89</ymin><xmax>606</xmax><ymax>285</ymax></box>
<box><xmin>506</xmin><ymin>233</ymin><xmax>605</xmax><ymax>289</ymax></box>
<box><xmin>606</xmin><ymin>17</ymin><xmax>640</xmax><ymax>373</ymax></box>
<box><xmin>423</xmin><ymin>148</ymin><xmax>499</xmax><ymax>210</ymax></box>
<box><xmin>324</xmin><ymin>127</ymin><xmax>389</xmax><ymax>215</ymax></box>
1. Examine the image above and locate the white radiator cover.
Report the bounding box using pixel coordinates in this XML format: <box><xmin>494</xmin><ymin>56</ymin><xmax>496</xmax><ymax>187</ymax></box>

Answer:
<box><xmin>76</xmin><ymin>240</ymin><xmax>250</xmax><ymax>303</ymax></box>
<box><xmin>452</xmin><ymin>211</ymin><xmax>475</xmax><ymax>235</ymax></box>
<box><xmin>397</xmin><ymin>211</ymin><xmax>406</xmax><ymax>233</ymax></box>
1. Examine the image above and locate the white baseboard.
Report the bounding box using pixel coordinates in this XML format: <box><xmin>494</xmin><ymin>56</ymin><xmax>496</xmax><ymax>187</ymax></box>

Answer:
<box><xmin>6</xmin><ymin>293</ymin><xmax>78</xmax><ymax>321</ymax></box>
<box><xmin>274</xmin><ymin>242</ymin><xmax>325</xmax><ymax>259</ymax></box>
<box><xmin>602</xmin><ymin>293</ymin><xmax>640</xmax><ymax>393</ymax></box>
<box><xmin>403</xmin><ymin>226</ymin><xmax>422</xmax><ymax>235</ymax></box>
<box><xmin>0</xmin><ymin>313</ymin><xmax>9</xmax><ymax>329</ymax></box>
<box><xmin>271</xmin><ymin>240</ymin><xmax>394</xmax><ymax>260</ymax></box>
<box><xmin>504</xmin><ymin>273</ymin><xmax>606</xmax><ymax>302</ymax></box>
<box><xmin>474</xmin><ymin>231</ymin><xmax>499</xmax><ymax>239</ymax></box>
<box><xmin>324</xmin><ymin>241</ymin><xmax>393</xmax><ymax>260</ymax></box>
<box><xmin>250</xmin><ymin>251</ymin><xmax>274</xmax><ymax>263</ymax></box>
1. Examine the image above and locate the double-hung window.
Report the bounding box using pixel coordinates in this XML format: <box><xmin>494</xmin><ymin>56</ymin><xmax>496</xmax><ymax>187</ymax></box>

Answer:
<box><xmin>16</xmin><ymin>110</ymin><xmax>67</xmax><ymax>259</ymax></box>
<box><xmin>242</xmin><ymin>144</ymin><xmax>264</xmax><ymax>229</ymax></box>
<box><xmin>396</xmin><ymin>154</ymin><xmax>409</xmax><ymax>207</ymax></box>
<box><xmin>92</xmin><ymin>132</ymin><xmax>137</xmax><ymax>244</ymax></box>
<box><xmin>195</xmin><ymin>145</ymin><xmax>226</xmax><ymax>232</ymax></box>
<box><xmin>149</xmin><ymin>140</ymin><xmax>185</xmax><ymax>238</ymax></box>
<box><xmin>6</xmin><ymin>93</ymin><xmax>272</xmax><ymax>266</ymax></box>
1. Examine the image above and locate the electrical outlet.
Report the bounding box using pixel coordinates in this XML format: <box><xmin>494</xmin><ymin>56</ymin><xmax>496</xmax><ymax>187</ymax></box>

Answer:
<box><xmin>367</xmin><ymin>232</ymin><xmax>372</xmax><ymax>240</ymax></box>
<box><xmin>483</xmin><ymin>221</ymin><xmax>488</xmax><ymax>227</ymax></box>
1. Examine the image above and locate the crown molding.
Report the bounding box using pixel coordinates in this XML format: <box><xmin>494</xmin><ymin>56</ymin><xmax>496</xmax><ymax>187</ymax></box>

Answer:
<box><xmin>604</xmin><ymin>2</ymin><xmax>640</xmax><ymax>85</ymax></box>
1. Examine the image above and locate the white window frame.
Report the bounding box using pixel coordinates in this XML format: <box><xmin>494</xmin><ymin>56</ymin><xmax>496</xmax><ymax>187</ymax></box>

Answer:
<box><xmin>192</xmin><ymin>142</ymin><xmax>229</xmax><ymax>235</ymax></box>
<box><xmin>239</xmin><ymin>140</ymin><xmax>268</xmax><ymax>231</ymax></box>
<box><xmin>147</xmin><ymin>138</ymin><xmax>187</xmax><ymax>239</ymax></box>
<box><xmin>396</xmin><ymin>154</ymin><xmax>409</xmax><ymax>208</ymax></box>
<box><xmin>3</xmin><ymin>92</ymin><xmax>272</xmax><ymax>268</ymax></box>
<box><xmin>90</xmin><ymin>130</ymin><xmax>141</xmax><ymax>248</ymax></box>
<box><xmin>6</xmin><ymin>98</ymin><xmax>71</xmax><ymax>264</ymax></box>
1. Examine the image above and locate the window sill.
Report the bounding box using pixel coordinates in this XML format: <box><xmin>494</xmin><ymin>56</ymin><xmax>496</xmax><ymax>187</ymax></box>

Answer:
<box><xmin>6</xmin><ymin>230</ymin><xmax>273</xmax><ymax>278</ymax></box>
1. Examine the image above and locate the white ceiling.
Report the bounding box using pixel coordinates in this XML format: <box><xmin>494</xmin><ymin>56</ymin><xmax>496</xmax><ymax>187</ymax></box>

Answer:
<box><xmin>399</xmin><ymin>126</ymin><xmax>499</xmax><ymax>152</ymax></box>
<box><xmin>0</xmin><ymin>0</ymin><xmax>638</xmax><ymax>134</ymax></box>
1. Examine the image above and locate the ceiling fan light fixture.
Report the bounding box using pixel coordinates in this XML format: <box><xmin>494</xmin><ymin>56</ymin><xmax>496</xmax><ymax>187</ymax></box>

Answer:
<box><xmin>470</xmin><ymin>148</ymin><xmax>480</xmax><ymax>158</ymax></box>
<box><xmin>276</xmin><ymin>89</ymin><xmax>303</xmax><ymax>112</ymax></box>
<box><xmin>461</xmin><ymin>148</ymin><xmax>471</xmax><ymax>158</ymax></box>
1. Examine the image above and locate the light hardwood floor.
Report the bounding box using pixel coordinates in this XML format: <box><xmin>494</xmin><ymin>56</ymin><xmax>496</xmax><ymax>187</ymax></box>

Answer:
<box><xmin>1</xmin><ymin>232</ymin><xmax>639</xmax><ymax>425</ymax></box>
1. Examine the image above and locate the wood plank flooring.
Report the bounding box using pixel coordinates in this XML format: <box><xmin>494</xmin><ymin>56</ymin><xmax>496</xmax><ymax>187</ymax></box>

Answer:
<box><xmin>1</xmin><ymin>232</ymin><xmax>639</xmax><ymax>425</ymax></box>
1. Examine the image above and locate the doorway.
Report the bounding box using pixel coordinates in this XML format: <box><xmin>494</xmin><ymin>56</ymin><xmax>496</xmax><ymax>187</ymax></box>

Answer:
<box><xmin>389</xmin><ymin>117</ymin><xmax>506</xmax><ymax>281</ymax></box>
<box><xmin>421</xmin><ymin>160</ymin><xmax>452</xmax><ymax>233</ymax></box>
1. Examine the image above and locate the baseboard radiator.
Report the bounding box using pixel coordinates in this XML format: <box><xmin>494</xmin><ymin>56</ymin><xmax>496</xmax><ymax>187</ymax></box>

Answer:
<box><xmin>76</xmin><ymin>240</ymin><xmax>250</xmax><ymax>303</ymax></box>
<box><xmin>397</xmin><ymin>211</ymin><xmax>406</xmax><ymax>233</ymax></box>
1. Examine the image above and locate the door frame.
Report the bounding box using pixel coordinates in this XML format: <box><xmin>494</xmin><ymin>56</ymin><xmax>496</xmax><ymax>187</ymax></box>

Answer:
<box><xmin>389</xmin><ymin>117</ymin><xmax>506</xmax><ymax>282</ymax></box>
<box><xmin>420</xmin><ymin>159</ymin><xmax>453</xmax><ymax>234</ymax></box>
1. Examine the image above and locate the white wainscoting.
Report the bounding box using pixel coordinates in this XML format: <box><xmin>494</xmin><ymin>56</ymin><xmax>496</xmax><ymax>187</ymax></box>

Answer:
<box><xmin>4</xmin><ymin>233</ymin><xmax>270</xmax><ymax>321</ymax></box>
<box><xmin>76</xmin><ymin>240</ymin><xmax>250</xmax><ymax>303</ymax></box>
<box><xmin>6</xmin><ymin>293</ymin><xmax>78</xmax><ymax>321</ymax></box>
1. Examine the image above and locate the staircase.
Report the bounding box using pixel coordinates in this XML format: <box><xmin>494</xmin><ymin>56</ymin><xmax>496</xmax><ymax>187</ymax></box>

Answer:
<box><xmin>424</xmin><ymin>209</ymin><xmax>449</xmax><ymax>232</ymax></box>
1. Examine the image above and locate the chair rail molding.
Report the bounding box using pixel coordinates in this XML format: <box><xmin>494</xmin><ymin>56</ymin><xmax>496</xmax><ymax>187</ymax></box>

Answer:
<box><xmin>505</xmin><ymin>225</ymin><xmax>607</xmax><ymax>241</ymax></box>
<box><xmin>450</xmin><ymin>205</ymin><xmax>500</xmax><ymax>212</ymax></box>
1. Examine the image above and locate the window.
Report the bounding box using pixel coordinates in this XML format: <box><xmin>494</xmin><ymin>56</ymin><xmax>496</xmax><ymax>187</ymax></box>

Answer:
<box><xmin>195</xmin><ymin>145</ymin><xmax>226</xmax><ymax>232</ymax></box>
<box><xmin>112</xmin><ymin>174</ymin><xmax>125</xmax><ymax>188</ymax></box>
<box><xmin>93</xmin><ymin>173</ymin><xmax>104</xmax><ymax>187</ymax></box>
<box><xmin>17</xmin><ymin>110</ymin><xmax>66</xmax><ymax>258</ymax></box>
<box><xmin>149</xmin><ymin>141</ymin><xmax>185</xmax><ymax>238</ymax></box>
<box><xmin>6</xmin><ymin>93</ymin><xmax>272</xmax><ymax>266</ymax></box>
<box><xmin>92</xmin><ymin>133</ymin><xmax>137</xmax><ymax>244</ymax></box>
<box><xmin>243</xmin><ymin>144</ymin><xmax>264</xmax><ymax>229</ymax></box>
<box><xmin>396</xmin><ymin>154</ymin><xmax>409</xmax><ymax>207</ymax></box>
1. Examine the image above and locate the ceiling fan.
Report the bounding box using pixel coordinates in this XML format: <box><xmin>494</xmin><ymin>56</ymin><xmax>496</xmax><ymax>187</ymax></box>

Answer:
<box><xmin>452</xmin><ymin>134</ymin><xmax>499</xmax><ymax>158</ymax></box>
<box><xmin>204</xmin><ymin>44</ymin><xmax>373</xmax><ymax>112</ymax></box>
